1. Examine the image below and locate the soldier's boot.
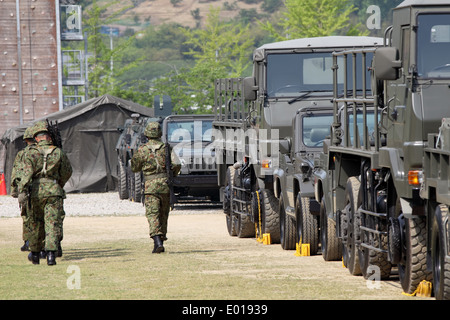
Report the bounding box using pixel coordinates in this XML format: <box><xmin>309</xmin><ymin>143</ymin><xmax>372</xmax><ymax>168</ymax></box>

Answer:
<box><xmin>47</xmin><ymin>251</ymin><xmax>56</xmax><ymax>266</ymax></box>
<box><xmin>28</xmin><ymin>252</ymin><xmax>40</xmax><ymax>265</ymax></box>
<box><xmin>151</xmin><ymin>236</ymin><xmax>164</xmax><ymax>254</ymax></box>
<box><xmin>40</xmin><ymin>250</ymin><xmax>47</xmax><ymax>259</ymax></box>
<box><xmin>57</xmin><ymin>243</ymin><xmax>63</xmax><ymax>257</ymax></box>
<box><xmin>20</xmin><ymin>240</ymin><xmax>30</xmax><ymax>251</ymax></box>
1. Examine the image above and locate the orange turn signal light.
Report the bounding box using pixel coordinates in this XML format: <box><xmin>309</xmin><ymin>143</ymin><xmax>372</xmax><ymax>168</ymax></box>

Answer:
<box><xmin>408</xmin><ymin>170</ymin><xmax>423</xmax><ymax>185</ymax></box>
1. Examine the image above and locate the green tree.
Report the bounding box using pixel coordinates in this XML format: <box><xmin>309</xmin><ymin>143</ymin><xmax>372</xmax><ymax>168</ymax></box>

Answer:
<box><xmin>262</xmin><ymin>0</ymin><xmax>366</xmax><ymax>41</ymax></box>
<box><xmin>150</xmin><ymin>7</ymin><xmax>254</xmax><ymax>113</ymax></box>
<box><xmin>84</xmin><ymin>1</ymin><xmax>143</xmax><ymax>101</ymax></box>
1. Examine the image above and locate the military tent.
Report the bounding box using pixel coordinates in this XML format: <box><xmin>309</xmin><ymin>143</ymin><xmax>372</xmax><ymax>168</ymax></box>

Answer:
<box><xmin>1</xmin><ymin>94</ymin><xmax>154</xmax><ymax>194</ymax></box>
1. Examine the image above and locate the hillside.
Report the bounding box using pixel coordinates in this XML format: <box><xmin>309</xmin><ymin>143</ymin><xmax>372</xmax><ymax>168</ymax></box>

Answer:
<box><xmin>99</xmin><ymin>0</ymin><xmax>266</xmax><ymax>29</ymax></box>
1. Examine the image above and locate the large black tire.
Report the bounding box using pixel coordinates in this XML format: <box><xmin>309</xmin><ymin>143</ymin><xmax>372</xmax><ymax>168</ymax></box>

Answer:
<box><xmin>295</xmin><ymin>194</ymin><xmax>319</xmax><ymax>255</ymax></box>
<box><xmin>342</xmin><ymin>177</ymin><xmax>362</xmax><ymax>276</ymax></box>
<box><xmin>225</xmin><ymin>166</ymin><xmax>237</xmax><ymax>236</ymax></box>
<box><xmin>237</xmin><ymin>213</ymin><xmax>255</xmax><ymax>238</ymax></box>
<box><xmin>320</xmin><ymin>196</ymin><xmax>342</xmax><ymax>261</ymax></box>
<box><xmin>133</xmin><ymin>172</ymin><xmax>142</xmax><ymax>203</ymax></box>
<box><xmin>398</xmin><ymin>216</ymin><xmax>432</xmax><ymax>294</ymax></box>
<box><xmin>126</xmin><ymin>161</ymin><xmax>135</xmax><ymax>202</ymax></box>
<box><xmin>431</xmin><ymin>204</ymin><xmax>450</xmax><ymax>300</ymax></box>
<box><xmin>257</xmin><ymin>189</ymin><xmax>280</xmax><ymax>243</ymax></box>
<box><xmin>358</xmin><ymin>213</ymin><xmax>392</xmax><ymax>280</ymax></box>
<box><xmin>280</xmin><ymin>194</ymin><xmax>296</xmax><ymax>250</ymax></box>
<box><xmin>117</xmin><ymin>157</ymin><xmax>129</xmax><ymax>200</ymax></box>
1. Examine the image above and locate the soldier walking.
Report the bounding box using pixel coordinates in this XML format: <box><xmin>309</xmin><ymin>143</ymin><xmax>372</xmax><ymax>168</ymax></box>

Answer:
<box><xmin>14</xmin><ymin>121</ymin><xmax>72</xmax><ymax>265</ymax></box>
<box><xmin>10</xmin><ymin>125</ymin><xmax>36</xmax><ymax>252</ymax></box>
<box><xmin>131</xmin><ymin>121</ymin><xmax>180</xmax><ymax>253</ymax></box>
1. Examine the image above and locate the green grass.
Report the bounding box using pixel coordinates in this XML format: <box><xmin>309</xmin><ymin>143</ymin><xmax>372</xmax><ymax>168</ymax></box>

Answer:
<box><xmin>0</xmin><ymin>216</ymin><xmax>421</xmax><ymax>300</ymax></box>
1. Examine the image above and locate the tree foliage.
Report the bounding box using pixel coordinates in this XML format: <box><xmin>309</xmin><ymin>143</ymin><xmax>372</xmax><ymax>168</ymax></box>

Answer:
<box><xmin>150</xmin><ymin>7</ymin><xmax>253</xmax><ymax>113</ymax></box>
<box><xmin>79</xmin><ymin>0</ymin><xmax>405</xmax><ymax>112</ymax></box>
<box><xmin>261</xmin><ymin>0</ymin><xmax>366</xmax><ymax>41</ymax></box>
<box><xmin>84</xmin><ymin>1</ymin><xmax>145</xmax><ymax>102</ymax></box>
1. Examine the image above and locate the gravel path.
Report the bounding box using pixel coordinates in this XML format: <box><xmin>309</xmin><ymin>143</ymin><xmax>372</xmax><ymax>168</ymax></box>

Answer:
<box><xmin>0</xmin><ymin>192</ymin><xmax>222</xmax><ymax>218</ymax></box>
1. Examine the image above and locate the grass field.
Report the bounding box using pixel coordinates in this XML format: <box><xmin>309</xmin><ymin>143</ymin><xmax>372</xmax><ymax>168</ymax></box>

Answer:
<box><xmin>0</xmin><ymin>214</ymin><xmax>425</xmax><ymax>301</ymax></box>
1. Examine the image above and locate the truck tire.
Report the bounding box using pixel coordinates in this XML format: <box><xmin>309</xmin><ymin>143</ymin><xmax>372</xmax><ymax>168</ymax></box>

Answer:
<box><xmin>342</xmin><ymin>177</ymin><xmax>362</xmax><ymax>276</ymax></box>
<box><xmin>431</xmin><ymin>204</ymin><xmax>450</xmax><ymax>300</ymax></box>
<box><xmin>358</xmin><ymin>216</ymin><xmax>392</xmax><ymax>280</ymax></box>
<box><xmin>280</xmin><ymin>194</ymin><xmax>296</xmax><ymax>250</ymax></box>
<box><xmin>126</xmin><ymin>162</ymin><xmax>135</xmax><ymax>202</ymax></box>
<box><xmin>225</xmin><ymin>166</ymin><xmax>237</xmax><ymax>236</ymax></box>
<box><xmin>237</xmin><ymin>213</ymin><xmax>255</xmax><ymax>238</ymax></box>
<box><xmin>398</xmin><ymin>216</ymin><xmax>431</xmax><ymax>295</ymax></box>
<box><xmin>134</xmin><ymin>172</ymin><xmax>142</xmax><ymax>203</ymax></box>
<box><xmin>259</xmin><ymin>189</ymin><xmax>280</xmax><ymax>243</ymax></box>
<box><xmin>295</xmin><ymin>194</ymin><xmax>319</xmax><ymax>255</ymax></box>
<box><xmin>320</xmin><ymin>196</ymin><xmax>342</xmax><ymax>261</ymax></box>
<box><xmin>118</xmin><ymin>157</ymin><xmax>129</xmax><ymax>200</ymax></box>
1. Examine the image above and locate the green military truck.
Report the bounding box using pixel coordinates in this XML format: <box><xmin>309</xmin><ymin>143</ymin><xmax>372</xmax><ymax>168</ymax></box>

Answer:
<box><xmin>314</xmin><ymin>0</ymin><xmax>450</xmax><ymax>297</ymax></box>
<box><xmin>421</xmin><ymin>120</ymin><xmax>450</xmax><ymax>299</ymax></box>
<box><xmin>116</xmin><ymin>96</ymin><xmax>172</xmax><ymax>202</ymax></box>
<box><xmin>273</xmin><ymin>38</ymin><xmax>382</xmax><ymax>253</ymax></box>
<box><xmin>212</xmin><ymin>36</ymin><xmax>382</xmax><ymax>241</ymax></box>
<box><xmin>162</xmin><ymin>114</ymin><xmax>219</xmax><ymax>202</ymax></box>
<box><xmin>116</xmin><ymin>114</ymin><xmax>161</xmax><ymax>202</ymax></box>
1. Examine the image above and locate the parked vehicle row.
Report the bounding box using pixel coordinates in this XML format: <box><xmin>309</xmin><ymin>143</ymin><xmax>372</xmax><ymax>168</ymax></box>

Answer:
<box><xmin>212</xmin><ymin>0</ymin><xmax>450</xmax><ymax>300</ymax></box>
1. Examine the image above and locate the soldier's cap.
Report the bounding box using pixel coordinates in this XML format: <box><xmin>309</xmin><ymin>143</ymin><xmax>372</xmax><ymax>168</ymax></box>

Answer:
<box><xmin>23</xmin><ymin>126</ymin><xmax>35</xmax><ymax>140</ymax></box>
<box><xmin>32</xmin><ymin>121</ymin><xmax>49</xmax><ymax>137</ymax></box>
<box><xmin>145</xmin><ymin>121</ymin><xmax>162</xmax><ymax>138</ymax></box>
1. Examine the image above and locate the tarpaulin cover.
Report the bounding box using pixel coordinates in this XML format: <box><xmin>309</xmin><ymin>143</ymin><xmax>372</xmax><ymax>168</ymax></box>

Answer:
<box><xmin>1</xmin><ymin>94</ymin><xmax>154</xmax><ymax>193</ymax></box>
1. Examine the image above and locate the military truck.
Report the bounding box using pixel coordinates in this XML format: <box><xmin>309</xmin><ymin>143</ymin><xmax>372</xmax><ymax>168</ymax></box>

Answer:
<box><xmin>420</xmin><ymin>122</ymin><xmax>450</xmax><ymax>300</ymax></box>
<box><xmin>162</xmin><ymin>114</ymin><xmax>219</xmax><ymax>202</ymax></box>
<box><xmin>116</xmin><ymin>114</ymin><xmax>162</xmax><ymax>202</ymax></box>
<box><xmin>313</xmin><ymin>0</ymin><xmax>450</xmax><ymax>296</ymax></box>
<box><xmin>273</xmin><ymin>39</ymin><xmax>382</xmax><ymax>253</ymax></box>
<box><xmin>116</xmin><ymin>95</ymin><xmax>171</xmax><ymax>202</ymax></box>
<box><xmin>212</xmin><ymin>36</ymin><xmax>382</xmax><ymax>241</ymax></box>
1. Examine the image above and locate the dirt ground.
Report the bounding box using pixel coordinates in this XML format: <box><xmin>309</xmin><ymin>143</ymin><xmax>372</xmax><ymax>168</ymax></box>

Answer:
<box><xmin>0</xmin><ymin>198</ymin><xmax>430</xmax><ymax>300</ymax></box>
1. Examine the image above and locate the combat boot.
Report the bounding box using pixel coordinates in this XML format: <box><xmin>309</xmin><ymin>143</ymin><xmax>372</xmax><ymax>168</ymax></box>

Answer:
<box><xmin>151</xmin><ymin>236</ymin><xmax>164</xmax><ymax>254</ymax></box>
<box><xmin>57</xmin><ymin>243</ymin><xmax>63</xmax><ymax>257</ymax></box>
<box><xmin>47</xmin><ymin>251</ymin><xmax>56</xmax><ymax>266</ymax></box>
<box><xmin>21</xmin><ymin>240</ymin><xmax>29</xmax><ymax>251</ymax></box>
<box><xmin>28</xmin><ymin>252</ymin><xmax>40</xmax><ymax>265</ymax></box>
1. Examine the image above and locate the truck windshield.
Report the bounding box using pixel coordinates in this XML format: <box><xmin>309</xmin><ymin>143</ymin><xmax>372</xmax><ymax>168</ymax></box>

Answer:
<box><xmin>417</xmin><ymin>13</ymin><xmax>450</xmax><ymax>79</ymax></box>
<box><xmin>167</xmin><ymin>120</ymin><xmax>213</xmax><ymax>143</ymax></box>
<box><xmin>266</xmin><ymin>52</ymin><xmax>373</xmax><ymax>98</ymax></box>
<box><xmin>302</xmin><ymin>114</ymin><xmax>333</xmax><ymax>147</ymax></box>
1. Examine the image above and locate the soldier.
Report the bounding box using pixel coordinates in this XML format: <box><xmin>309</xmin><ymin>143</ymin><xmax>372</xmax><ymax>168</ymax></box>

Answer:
<box><xmin>10</xmin><ymin>125</ymin><xmax>36</xmax><ymax>252</ymax></box>
<box><xmin>131</xmin><ymin>121</ymin><xmax>180</xmax><ymax>253</ymax></box>
<box><xmin>15</xmin><ymin>121</ymin><xmax>72</xmax><ymax>265</ymax></box>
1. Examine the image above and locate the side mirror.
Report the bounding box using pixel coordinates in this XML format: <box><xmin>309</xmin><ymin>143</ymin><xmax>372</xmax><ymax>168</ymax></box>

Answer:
<box><xmin>243</xmin><ymin>77</ymin><xmax>257</xmax><ymax>101</ymax></box>
<box><xmin>374</xmin><ymin>47</ymin><xmax>402</xmax><ymax>80</ymax></box>
<box><xmin>279</xmin><ymin>138</ymin><xmax>291</xmax><ymax>154</ymax></box>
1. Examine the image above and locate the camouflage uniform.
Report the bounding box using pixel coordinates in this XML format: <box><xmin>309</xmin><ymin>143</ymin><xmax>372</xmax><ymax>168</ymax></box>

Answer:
<box><xmin>10</xmin><ymin>126</ymin><xmax>36</xmax><ymax>251</ymax></box>
<box><xmin>14</xmin><ymin>121</ymin><xmax>72</xmax><ymax>265</ymax></box>
<box><xmin>131</xmin><ymin>121</ymin><xmax>180</xmax><ymax>253</ymax></box>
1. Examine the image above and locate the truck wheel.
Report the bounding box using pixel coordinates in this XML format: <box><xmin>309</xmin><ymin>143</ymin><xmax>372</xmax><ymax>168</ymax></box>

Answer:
<box><xmin>342</xmin><ymin>177</ymin><xmax>362</xmax><ymax>276</ymax></box>
<box><xmin>398</xmin><ymin>216</ymin><xmax>431</xmax><ymax>295</ymax></box>
<box><xmin>295</xmin><ymin>194</ymin><xmax>319</xmax><ymax>254</ymax></box>
<box><xmin>237</xmin><ymin>214</ymin><xmax>255</xmax><ymax>238</ymax></box>
<box><xmin>127</xmin><ymin>161</ymin><xmax>136</xmax><ymax>202</ymax></box>
<box><xmin>431</xmin><ymin>204</ymin><xmax>450</xmax><ymax>300</ymax></box>
<box><xmin>225</xmin><ymin>166</ymin><xmax>237</xmax><ymax>236</ymax></box>
<box><xmin>134</xmin><ymin>172</ymin><xmax>142</xmax><ymax>203</ymax></box>
<box><xmin>280</xmin><ymin>194</ymin><xmax>296</xmax><ymax>250</ymax></box>
<box><xmin>358</xmin><ymin>214</ymin><xmax>392</xmax><ymax>280</ymax></box>
<box><xmin>259</xmin><ymin>189</ymin><xmax>280</xmax><ymax>243</ymax></box>
<box><xmin>118</xmin><ymin>157</ymin><xmax>129</xmax><ymax>200</ymax></box>
<box><xmin>320</xmin><ymin>196</ymin><xmax>342</xmax><ymax>261</ymax></box>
